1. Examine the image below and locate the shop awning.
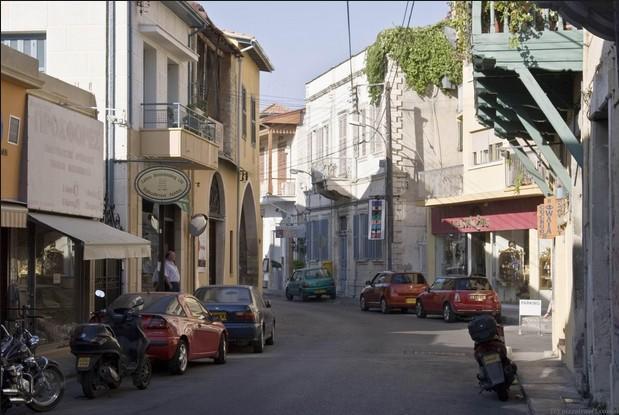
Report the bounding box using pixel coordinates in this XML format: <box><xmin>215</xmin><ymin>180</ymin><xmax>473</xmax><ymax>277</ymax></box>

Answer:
<box><xmin>1</xmin><ymin>203</ymin><xmax>28</xmax><ymax>228</ymax></box>
<box><xmin>29</xmin><ymin>213</ymin><xmax>151</xmax><ymax>260</ymax></box>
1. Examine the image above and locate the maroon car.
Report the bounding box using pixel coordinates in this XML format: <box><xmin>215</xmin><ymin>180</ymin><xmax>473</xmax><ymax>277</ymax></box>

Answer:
<box><xmin>101</xmin><ymin>293</ymin><xmax>227</xmax><ymax>375</ymax></box>
<box><xmin>360</xmin><ymin>271</ymin><xmax>429</xmax><ymax>313</ymax></box>
<box><xmin>415</xmin><ymin>276</ymin><xmax>501</xmax><ymax>322</ymax></box>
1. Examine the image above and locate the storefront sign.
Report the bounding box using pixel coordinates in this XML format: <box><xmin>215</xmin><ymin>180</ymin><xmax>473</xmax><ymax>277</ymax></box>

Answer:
<box><xmin>135</xmin><ymin>167</ymin><xmax>191</xmax><ymax>204</ymax></box>
<box><xmin>368</xmin><ymin>199</ymin><xmax>385</xmax><ymax>240</ymax></box>
<box><xmin>275</xmin><ymin>224</ymin><xmax>305</xmax><ymax>238</ymax></box>
<box><xmin>27</xmin><ymin>96</ymin><xmax>104</xmax><ymax>218</ymax></box>
<box><xmin>537</xmin><ymin>197</ymin><xmax>558</xmax><ymax>239</ymax></box>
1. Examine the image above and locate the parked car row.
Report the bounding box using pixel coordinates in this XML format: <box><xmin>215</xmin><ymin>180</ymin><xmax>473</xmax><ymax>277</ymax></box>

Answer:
<box><xmin>89</xmin><ymin>285</ymin><xmax>275</xmax><ymax>378</ymax></box>
<box><xmin>359</xmin><ymin>272</ymin><xmax>502</xmax><ymax>323</ymax></box>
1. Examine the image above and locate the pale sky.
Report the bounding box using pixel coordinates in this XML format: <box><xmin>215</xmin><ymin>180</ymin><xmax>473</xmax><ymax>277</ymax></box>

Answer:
<box><xmin>201</xmin><ymin>1</ymin><xmax>450</xmax><ymax>108</ymax></box>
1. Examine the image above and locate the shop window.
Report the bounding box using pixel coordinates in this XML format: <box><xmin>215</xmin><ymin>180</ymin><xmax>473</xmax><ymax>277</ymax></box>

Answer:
<box><xmin>539</xmin><ymin>247</ymin><xmax>552</xmax><ymax>290</ymax></box>
<box><xmin>34</xmin><ymin>228</ymin><xmax>76</xmax><ymax>345</ymax></box>
<box><xmin>436</xmin><ymin>233</ymin><xmax>467</xmax><ymax>275</ymax></box>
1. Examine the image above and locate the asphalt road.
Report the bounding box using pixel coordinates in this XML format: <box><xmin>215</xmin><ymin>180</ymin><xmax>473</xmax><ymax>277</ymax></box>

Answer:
<box><xmin>10</xmin><ymin>295</ymin><xmax>530</xmax><ymax>415</ymax></box>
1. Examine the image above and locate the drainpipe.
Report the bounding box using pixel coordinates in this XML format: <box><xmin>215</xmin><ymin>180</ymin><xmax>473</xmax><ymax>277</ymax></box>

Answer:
<box><xmin>237</xmin><ymin>43</ymin><xmax>255</xmax><ymax>282</ymax></box>
<box><xmin>106</xmin><ymin>1</ymin><xmax>116</xmax><ymax>206</ymax></box>
<box><xmin>127</xmin><ymin>3</ymin><xmax>132</xmax><ymax>127</ymax></box>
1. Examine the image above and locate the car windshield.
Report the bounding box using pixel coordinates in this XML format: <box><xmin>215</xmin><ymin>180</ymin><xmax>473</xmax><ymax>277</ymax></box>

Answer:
<box><xmin>391</xmin><ymin>274</ymin><xmax>413</xmax><ymax>284</ymax></box>
<box><xmin>109</xmin><ymin>294</ymin><xmax>176</xmax><ymax>313</ymax></box>
<box><xmin>305</xmin><ymin>269</ymin><xmax>330</xmax><ymax>280</ymax></box>
<box><xmin>456</xmin><ymin>278</ymin><xmax>492</xmax><ymax>291</ymax></box>
<box><xmin>196</xmin><ymin>287</ymin><xmax>252</xmax><ymax>304</ymax></box>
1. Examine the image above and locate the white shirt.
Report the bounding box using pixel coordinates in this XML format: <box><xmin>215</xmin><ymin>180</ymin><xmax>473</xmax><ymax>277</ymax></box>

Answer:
<box><xmin>152</xmin><ymin>260</ymin><xmax>181</xmax><ymax>283</ymax></box>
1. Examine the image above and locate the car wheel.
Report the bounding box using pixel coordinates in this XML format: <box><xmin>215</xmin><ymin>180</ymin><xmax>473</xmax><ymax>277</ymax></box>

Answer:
<box><xmin>168</xmin><ymin>339</ymin><xmax>189</xmax><ymax>375</ymax></box>
<box><xmin>380</xmin><ymin>298</ymin><xmax>390</xmax><ymax>314</ymax></box>
<box><xmin>214</xmin><ymin>335</ymin><xmax>227</xmax><ymax>364</ymax></box>
<box><xmin>443</xmin><ymin>303</ymin><xmax>456</xmax><ymax>323</ymax></box>
<box><xmin>253</xmin><ymin>327</ymin><xmax>265</xmax><ymax>353</ymax></box>
<box><xmin>266</xmin><ymin>323</ymin><xmax>275</xmax><ymax>346</ymax></box>
<box><xmin>360</xmin><ymin>295</ymin><xmax>369</xmax><ymax>311</ymax></box>
<box><xmin>416</xmin><ymin>301</ymin><xmax>427</xmax><ymax>318</ymax></box>
<box><xmin>285</xmin><ymin>289</ymin><xmax>293</xmax><ymax>301</ymax></box>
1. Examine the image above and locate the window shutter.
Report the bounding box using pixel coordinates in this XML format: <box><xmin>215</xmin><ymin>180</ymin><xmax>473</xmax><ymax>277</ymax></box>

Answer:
<box><xmin>353</xmin><ymin>215</ymin><xmax>359</xmax><ymax>260</ymax></box>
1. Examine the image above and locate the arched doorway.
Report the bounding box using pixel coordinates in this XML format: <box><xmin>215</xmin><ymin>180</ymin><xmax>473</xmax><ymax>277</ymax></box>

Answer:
<box><xmin>239</xmin><ymin>185</ymin><xmax>259</xmax><ymax>287</ymax></box>
<box><xmin>208</xmin><ymin>173</ymin><xmax>225</xmax><ymax>285</ymax></box>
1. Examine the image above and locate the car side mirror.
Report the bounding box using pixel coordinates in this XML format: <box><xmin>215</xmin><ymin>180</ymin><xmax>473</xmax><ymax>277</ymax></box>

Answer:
<box><xmin>425</xmin><ymin>287</ymin><xmax>431</xmax><ymax>293</ymax></box>
<box><xmin>265</xmin><ymin>300</ymin><xmax>272</xmax><ymax>308</ymax></box>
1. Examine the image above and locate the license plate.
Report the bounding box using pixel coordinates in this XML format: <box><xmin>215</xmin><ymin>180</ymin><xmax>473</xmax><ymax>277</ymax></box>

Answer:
<box><xmin>314</xmin><ymin>289</ymin><xmax>326</xmax><ymax>294</ymax></box>
<box><xmin>471</xmin><ymin>295</ymin><xmax>486</xmax><ymax>301</ymax></box>
<box><xmin>211</xmin><ymin>312</ymin><xmax>227</xmax><ymax>321</ymax></box>
<box><xmin>406</xmin><ymin>298</ymin><xmax>416</xmax><ymax>304</ymax></box>
<box><xmin>77</xmin><ymin>357</ymin><xmax>90</xmax><ymax>369</ymax></box>
<box><xmin>483</xmin><ymin>353</ymin><xmax>501</xmax><ymax>365</ymax></box>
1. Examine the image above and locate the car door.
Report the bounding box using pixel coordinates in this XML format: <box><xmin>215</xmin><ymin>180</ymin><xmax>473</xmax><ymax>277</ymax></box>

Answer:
<box><xmin>255</xmin><ymin>291</ymin><xmax>273</xmax><ymax>334</ymax></box>
<box><xmin>364</xmin><ymin>273</ymin><xmax>381</xmax><ymax>304</ymax></box>
<box><xmin>288</xmin><ymin>271</ymin><xmax>299</xmax><ymax>293</ymax></box>
<box><xmin>184</xmin><ymin>296</ymin><xmax>220</xmax><ymax>356</ymax></box>
<box><xmin>370</xmin><ymin>274</ymin><xmax>387</xmax><ymax>305</ymax></box>
<box><xmin>425</xmin><ymin>278</ymin><xmax>444</xmax><ymax>312</ymax></box>
<box><xmin>440</xmin><ymin>278</ymin><xmax>456</xmax><ymax>308</ymax></box>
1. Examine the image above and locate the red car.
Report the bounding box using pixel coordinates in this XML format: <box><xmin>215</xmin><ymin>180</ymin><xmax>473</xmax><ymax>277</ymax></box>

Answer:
<box><xmin>359</xmin><ymin>271</ymin><xmax>429</xmax><ymax>313</ymax></box>
<box><xmin>102</xmin><ymin>292</ymin><xmax>227</xmax><ymax>375</ymax></box>
<box><xmin>415</xmin><ymin>275</ymin><xmax>502</xmax><ymax>322</ymax></box>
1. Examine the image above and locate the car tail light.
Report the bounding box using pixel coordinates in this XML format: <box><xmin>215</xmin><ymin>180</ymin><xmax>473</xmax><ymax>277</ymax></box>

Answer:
<box><xmin>454</xmin><ymin>293</ymin><xmax>461</xmax><ymax>303</ymax></box>
<box><xmin>146</xmin><ymin>316</ymin><xmax>168</xmax><ymax>329</ymax></box>
<box><xmin>235</xmin><ymin>311</ymin><xmax>257</xmax><ymax>322</ymax></box>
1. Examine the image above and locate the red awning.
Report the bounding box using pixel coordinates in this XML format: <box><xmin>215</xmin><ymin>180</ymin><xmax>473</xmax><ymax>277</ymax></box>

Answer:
<box><xmin>431</xmin><ymin>197</ymin><xmax>543</xmax><ymax>234</ymax></box>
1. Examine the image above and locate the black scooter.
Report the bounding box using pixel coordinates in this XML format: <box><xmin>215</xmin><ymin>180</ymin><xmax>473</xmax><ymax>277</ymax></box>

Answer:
<box><xmin>468</xmin><ymin>315</ymin><xmax>517</xmax><ymax>401</ymax></box>
<box><xmin>69</xmin><ymin>291</ymin><xmax>152</xmax><ymax>398</ymax></box>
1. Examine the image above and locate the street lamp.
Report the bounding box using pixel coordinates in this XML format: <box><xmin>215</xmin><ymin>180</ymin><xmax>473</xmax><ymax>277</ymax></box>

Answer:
<box><xmin>290</xmin><ymin>168</ymin><xmax>311</xmax><ymax>176</ymax></box>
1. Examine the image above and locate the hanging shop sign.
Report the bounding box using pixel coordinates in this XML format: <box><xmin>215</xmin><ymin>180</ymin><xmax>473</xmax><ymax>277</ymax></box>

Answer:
<box><xmin>368</xmin><ymin>199</ymin><xmax>386</xmax><ymax>240</ymax></box>
<box><xmin>135</xmin><ymin>167</ymin><xmax>191</xmax><ymax>204</ymax></box>
<box><xmin>537</xmin><ymin>196</ymin><xmax>559</xmax><ymax>239</ymax></box>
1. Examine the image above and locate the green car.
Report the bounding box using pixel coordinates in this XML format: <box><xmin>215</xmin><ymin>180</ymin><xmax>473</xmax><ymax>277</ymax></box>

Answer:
<box><xmin>285</xmin><ymin>268</ymin><xmax>336</xmax><ymax>301</ymax></box>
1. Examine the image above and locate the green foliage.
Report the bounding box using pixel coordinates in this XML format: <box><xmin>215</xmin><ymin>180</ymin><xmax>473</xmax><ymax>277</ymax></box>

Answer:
<box><xmin>365</xmin><ymin>22</ymin><xmax>462</xmax><ymax>104</ymax></box>
<box><xmin>513</xmin><ymin>171</ymin><xmax>525</xmax><ymax>194</ymax></box>
<box><xmin>449</xmin><ymin>1</ymin><xmax>472</xmax><ymax>61</ymax></box>
<box><xmin>292</xmin><ymin>260</ymin><xmax>305</xmax><ymax>270</ymax></box>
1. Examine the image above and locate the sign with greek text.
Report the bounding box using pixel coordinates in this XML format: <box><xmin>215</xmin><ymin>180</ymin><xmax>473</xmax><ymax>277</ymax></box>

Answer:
<box><xmin>368</xmin><ymin>199</ymin><xmax>385</xmax><ymax>240</ymax></box>
<box><xmin>537</xmin><ymin>196</ymin><xmax>558</xmax><ymax>239</ymax></box>
<box><xmin>135</xmin><ymin>167</ymin><xmax>191</xmax><ymax>204</ymax></box>
<box><xmin>27</xmin><ymin>96</ymin><xmax>104</xmax><ymax>218</ymax></box>
<box><xmin>519</xmin><ymin>299</ymin><xmax>542</xmax><ymax>316</ymax></box>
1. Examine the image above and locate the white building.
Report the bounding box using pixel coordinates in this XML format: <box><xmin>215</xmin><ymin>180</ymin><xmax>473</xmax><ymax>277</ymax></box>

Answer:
<box><xmin>297</xmin><ymin>50</ymin><xmax>460</xmax><ymax>297</ymax></box>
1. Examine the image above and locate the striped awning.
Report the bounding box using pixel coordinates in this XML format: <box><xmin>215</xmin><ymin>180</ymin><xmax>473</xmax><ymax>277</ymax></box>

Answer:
<box><xmin>1</xmin><ymin>203</ymin><xmax>28</xmax><ymax>228</ymax></box>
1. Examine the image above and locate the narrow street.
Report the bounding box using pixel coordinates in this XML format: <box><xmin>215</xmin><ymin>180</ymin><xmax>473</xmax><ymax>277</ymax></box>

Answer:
<box><xmin>15</xmin><ymin>296</ymin><xmax>529</xmax><ymax>415</ymax></box>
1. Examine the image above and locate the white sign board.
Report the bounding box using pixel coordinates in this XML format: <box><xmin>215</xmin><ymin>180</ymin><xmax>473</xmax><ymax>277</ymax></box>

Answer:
<box><xmin>135</xmin><ymin>167</ymin><xmax>191</xmax><ymax>204</ymax></box>
<box><xmin>519</xmin><ymin>299</ymin><xmax>542</xmax><ymax>316</ymax></box>
<box><xmin>27</xmin><ymin>96</ymin><xmax>104</xmax><ymax>218</ymax></box>
<box><xmin>368</xmin><ymin>199</ymin><xmax>386</xmax><ymax>240</ymax></box>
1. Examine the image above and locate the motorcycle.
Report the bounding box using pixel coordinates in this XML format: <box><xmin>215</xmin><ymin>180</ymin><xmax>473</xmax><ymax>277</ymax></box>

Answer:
<box><xmin>468</xmin><ymin>315</ymin><xmax>517</xmax><ymax>401</ymax></box>
<box><xmin>1</xmin><ymin>311</ymin><xmax>65</xmax><ymax>413</ymax></box>
<box><xmin>69</xmin><ymin>290</ymin><xmax>152</xmax><ymax>399</ymax></box>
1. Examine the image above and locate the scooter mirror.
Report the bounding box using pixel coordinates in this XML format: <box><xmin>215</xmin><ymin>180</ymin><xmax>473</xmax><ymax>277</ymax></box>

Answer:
<box><xmin>95</xmin><ymin>290</ymin><xmax>106</xmax><ymax>298</ymax></box>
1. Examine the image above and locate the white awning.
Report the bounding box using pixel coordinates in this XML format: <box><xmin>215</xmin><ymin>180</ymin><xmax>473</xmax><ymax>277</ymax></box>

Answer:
<box><xmin>1</xmin><ymin>203</ymin><xmax>28</xmax><ymax>228</ymax></box>
<box><xmin>29</xmin><ymin>213</ymin><xmax>151</xmax><ymax>260</ymax></box>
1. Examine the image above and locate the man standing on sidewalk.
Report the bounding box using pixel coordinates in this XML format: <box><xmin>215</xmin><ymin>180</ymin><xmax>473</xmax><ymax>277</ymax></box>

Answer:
<box><xmin>152</xmin><ymin>250</ymin><xmax>181</xmax><ymax>292</ymax></box>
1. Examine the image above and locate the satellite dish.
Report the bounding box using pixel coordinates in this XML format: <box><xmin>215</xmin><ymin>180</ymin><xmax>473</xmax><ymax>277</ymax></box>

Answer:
<box><xmin>189</xmin><ymin>214</ymin><xmax>208</xmax><ymax>236</ymax></box>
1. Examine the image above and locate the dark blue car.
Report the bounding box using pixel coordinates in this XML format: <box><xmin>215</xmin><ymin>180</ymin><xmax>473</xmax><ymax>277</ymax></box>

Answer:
<box><xmin>194</xmin><ymin>285</ymin><xmax>275</xmax><ymax>353</ymax></box>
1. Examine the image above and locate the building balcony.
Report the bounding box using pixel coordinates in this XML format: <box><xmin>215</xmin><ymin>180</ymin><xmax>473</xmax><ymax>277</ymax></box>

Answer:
<box><xmin>311</xmin><ymin>157</ymin><xmax>353</xmax><ymax>200</ymax></box>
<box><xmin>472</xmin><ymin>1</ymin><xmax>582</xmax><ymax>72</ymax></box>
<box><xmin>140</xmin><ymin>103</ymin><xmax>219</xmax><ymax>170</ymax></box>
<box><xmin>418</xmin><ymin>165</ymin><xmax>463</xmax><ymax>201</ymax></box>
<box><xmin>260</xmin><ymin>178</ymin><xmax>296</xmax><ymax>200</ymax></box>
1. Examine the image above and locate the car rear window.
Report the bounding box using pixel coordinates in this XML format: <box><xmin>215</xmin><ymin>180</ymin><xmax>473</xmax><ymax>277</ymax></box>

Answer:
<box><xmin>456</xmin><ymin>278</ymin><xmax>492</xmax><ymax>291</ymax></box>
<box><xmin>109</xmin><ymin>294</ymin><xmax>177</xmax><ymax>314</ymax></box>
<box><xmin>305</xmin><ymin>269</ymin><xmax>331</xmax><ymax>280</ymax></box>
<box><xmin>196</xmin><ymin>287</ymin><xmax>252</xmax><ymax>304</ymax></box>
<box><xmin>391</xmin><ymin>274</ymin><xmax>413</xmax><ymax>284</ymax></box>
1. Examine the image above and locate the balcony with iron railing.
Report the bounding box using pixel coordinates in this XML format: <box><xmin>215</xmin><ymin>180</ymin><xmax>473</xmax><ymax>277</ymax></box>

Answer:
<box><xmin>311</xmin><ymin>157</ymin><xmax>353</xmax><ymax>180</ymax></box>
<box><xmin>260</xmin><ymin>178</ymin><xmax>296</xmax><ymax>199</ymax></box>
<box><xmin>504</xmin><ymin>153</ymin><xmax>549</xmax><ymax>189</ymax></box>
<box><xmin>140</xmin><ymin>103</ymin><xmax>219</xmax><ymax>170</ymax></box>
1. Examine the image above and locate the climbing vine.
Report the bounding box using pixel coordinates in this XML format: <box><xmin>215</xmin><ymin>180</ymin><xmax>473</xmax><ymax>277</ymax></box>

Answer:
<box><xmin>365</xmin><ymin>22</ymin><xmax>462</xmax><ymax>103</ymax></box>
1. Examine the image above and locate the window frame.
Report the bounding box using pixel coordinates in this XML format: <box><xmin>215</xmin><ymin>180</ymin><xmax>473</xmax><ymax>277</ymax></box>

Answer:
<box><xmin>7</xmin><ymin>115</ymin><xmax>20</xmax><ymax>145</ymax></box>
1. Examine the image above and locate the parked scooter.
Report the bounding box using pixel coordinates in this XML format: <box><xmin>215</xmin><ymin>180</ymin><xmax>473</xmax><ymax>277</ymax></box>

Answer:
<box><xmin>69</xmin><ymin>290</ymin><xmax>152</xmax><ymax>399</ymax></box>
<box><xmin>468</xmin><ymin>315</ymin><xmax>517</xmax><ymax>401</ymax></box>
<box><xmin>1</xmin><ymin>309</ymin><xmax>65</xmax><ymax>412</ymax></box>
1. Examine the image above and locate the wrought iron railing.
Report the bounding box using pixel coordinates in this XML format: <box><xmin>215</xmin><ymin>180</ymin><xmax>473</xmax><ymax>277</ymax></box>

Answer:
<box><xmin>477</xmin><ymin>1</ymin><xmax>576</xmax><ymax>35</ymax></box>
<box><xmin>504</xmin><ymin>154</ymin><xmax>544</xmax><ymax>188</ymax></box>
<box><xmin>312</xmin><ymin>157</ymin><xmax>353</xmax><ymax>179</ymax></box>
<box><xmin>142</xmin><ymin>103</ymin><xmax>216</xmax><ymax>142</ymax></box>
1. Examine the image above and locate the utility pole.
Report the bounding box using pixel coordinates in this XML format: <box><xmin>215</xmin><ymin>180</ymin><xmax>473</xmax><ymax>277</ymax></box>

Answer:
<box><xmin>385</xmin><ymin>82</ymin><xmax>393</xmax><ymax>271</ymax></box>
